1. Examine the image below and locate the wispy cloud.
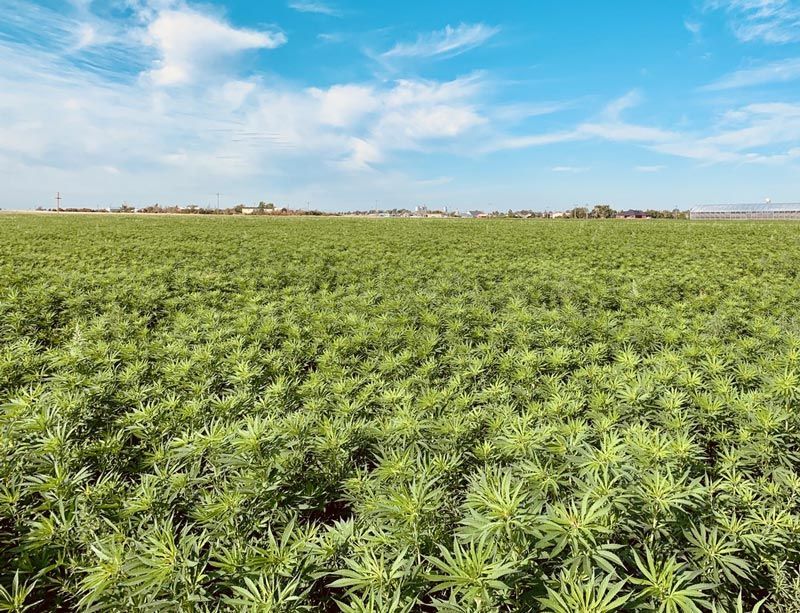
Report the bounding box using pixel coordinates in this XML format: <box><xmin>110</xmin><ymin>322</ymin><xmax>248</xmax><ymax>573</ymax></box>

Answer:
<box><xmin>551</xmin><ymin>166</ymin><xmax>588</xmax><ymax>173</ymax></box>
<box><xmin>382</xmin><ymin>23</ymin><xmax>500</xmax><ymax>60</ymax></box>
<box><xmin>488</xmin><ymin>90</ymin><xmax>800</xmax><ymax>166</ymax></box>
<box><xmin>0</xmin><ymin>0</ymin><xmax>146</xmax><ymax>76</ymax></box>
<box><xmin>491</xmin><ymin>101</ymin><xmax>574</xmax><ymax>122</ymax></box>
<box><xmin>602</xmin><ymin>89</ymin><xmax>644</xmax><ymax>120</ymax></box>
<box><xmin>415</xmin><ymin>176</ymin><xmax>454</xmax><ymax>186</ymax></box>
<box><xmin>702</xmin><ymin>57</ymin><xmax>800</xmax><ymax>89</ymax></box>
<box><xmin>288</xmin><ymin>1</ymin><xmax>342</xmax><ymax>17</ymax></box>
<box><xmin>317</xmin><ymin>32</ymin><xmax>344</xmax><ymax>43</ymax></box>
<box><xmin>684</xmin><ymin>19</ymin><xmax>702</xmax><ymax>35</ymax></box>
<box><xmin>484</xmin><ymin>131</ymin><xmax>580</xmax><ymax>152</ymax></box>
<box><xmin>706</xmin><ymin>0</ymin><xmax>800</xmax><ymax>43</ymax></box>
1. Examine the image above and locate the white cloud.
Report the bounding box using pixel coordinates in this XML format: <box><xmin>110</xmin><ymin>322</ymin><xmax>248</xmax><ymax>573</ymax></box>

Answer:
<box><xmin>382</xmin><ymin>23</ymin><xmax>499</xmax><ymax>60</ymax></box>
<box><xmin>684</xmin><ymin>20</ymin><xmax>703</xmax><ymax>34</ymax></box>
<box><xmin>551</xmin><ymin>166</ymin><xmax>588</xmax><ymax>173</ymax></box>
<box><xmin>487</xmin><ymin>131</ymin><xmax>580</xmax><ymax>151</ymax></box>
<box><xmin>143</xmin><ymin>9</ymin><xmax>286</xmax><ymax>86</ymax></box>
<box><xmin>567</xmin><ymin>91</ymin><xmax>678</xmax><ymax>145</ymax></box>
<box><xmin>706</xmin><ymin>0</ymin><xmax>800</xmax><ymax>43</ymax></box>
<box><xmin>377</xmin><ymin>106</ymin><xmax>485</xmax><ymax>141</ymax></box>
<box><xmin>487</xmin><ymin>89</ymin><xmax>800</xmax><ymax>166</ymax></box>
<box><xmin>0</xmin><ymin>3</ymin><xmax>496</xmax><ymax>207</ymax></box>
<box><xmin>415</xmin><ymin>176</ymin><xmax>453</xmax><ymax>186</ymax></box>
<box><xmin>220</xmin><ymin>80</ymin><xmax>257</xmax><ymax>109</ymax></box>
<box><xmin>703</xmin><ymin>102</ymin><xmax>800</xmax><ymax>149</ymax></box>
<box><xmin>309</xmin><ymin>85</ymin><xmax>379</xmax><ymax>127</ymax></box>
<box><xmin>602</xmin><ymin>89</ymin><xmax>644</xmax><ymax>120</ymax></box>
<box><xmin>382</xmin><ymin>75</ymin><xmax>484</xmax><ymax>109</ymax></box>
<box><xmin>650</xmin><ymin>141</ymin><xmax>740</xmax><ymax>162</ymax></box>
<box><xmin>369</xmin><ymin>77</ymin><xmax>488</xmax><ymax>151</ymax></box>
<box><xmin>643</xmin><ymin>102</ymin><xmax>800</xmax><ymax>162</ymax></box>
<box><xmin>317</xmin><ymin>32</ymin><xmax>344</xmax><ymax>43</ymax></box>
<box><xmin>703</xmin><ymin>57</ymin><xmax>800</xmax><ymax>89</ymax></box>
<box><xmin>342</xmin><ymin>138</ymin><xmax>383</xmax><ymax>170</ymax></box>
<box><xmin>4</xmin><ymin>1</ymin><xmax>799</xmax><ymax>210</ymax></box>
<box><xmin>75</xmin><ymin>23</ymin><xmax>98</xmax><ymax>48</ymax></box>
<box><xmin>491</xmin><ymin>101</ymin><xmax>574</xmax><ymax>122</ymax></box>
<box><xmin>288</xmin><ymin>1</ymin><xmax>341</xmax><ymax>16</ymax></box>
<box><xmin>578</xmin><ymin>122</ymin><xmax>675</xmax><ymax>143</ymax></box>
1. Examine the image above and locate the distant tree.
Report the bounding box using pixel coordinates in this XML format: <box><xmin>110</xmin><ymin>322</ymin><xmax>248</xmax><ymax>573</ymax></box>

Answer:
<box><xmin>590</xmin><ymin>204</ymin><xmax>615</xmax><ymax>219</ymax></box>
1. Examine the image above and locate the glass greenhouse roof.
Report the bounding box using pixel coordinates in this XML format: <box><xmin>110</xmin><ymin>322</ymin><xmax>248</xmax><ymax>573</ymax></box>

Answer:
<box><xmin>690</xmin><ymin>203</ymin><xmax>800</xmax><ymax>213</ymax></box>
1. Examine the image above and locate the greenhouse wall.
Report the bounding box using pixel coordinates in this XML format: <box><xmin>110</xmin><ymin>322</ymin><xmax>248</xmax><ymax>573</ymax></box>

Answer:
<box><xmin>690</xmin><ymin>204</ymin><xmax>800</xmax><ymax>220</ymax></box>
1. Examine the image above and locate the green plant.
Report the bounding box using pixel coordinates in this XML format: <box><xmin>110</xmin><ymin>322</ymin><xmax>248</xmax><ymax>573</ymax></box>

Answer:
<box><xmin>1</xmin><ymin>216</ymin><xmax>799</xmax><ymax>610</ymax></box>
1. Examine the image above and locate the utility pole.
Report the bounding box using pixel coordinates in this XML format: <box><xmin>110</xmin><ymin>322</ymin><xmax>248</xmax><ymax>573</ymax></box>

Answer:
<box><xmin>216</xmin><ymin>193</ymin><xmax>220</xmax><ymax>210</ymax></box>
<box><xmin>56</xmin><ymin>192</ymin><xmax>62</xmax><ymax>213</ymax></box>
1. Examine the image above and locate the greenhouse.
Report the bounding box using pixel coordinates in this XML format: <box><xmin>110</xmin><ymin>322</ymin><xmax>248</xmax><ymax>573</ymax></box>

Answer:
<box><xmin>690</xmin><ymin>202</ymin><xmax>800</xmax><ymax>220</ymax></box>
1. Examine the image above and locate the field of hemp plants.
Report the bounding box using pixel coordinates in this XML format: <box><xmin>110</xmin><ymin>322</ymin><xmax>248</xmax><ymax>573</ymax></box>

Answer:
<box><xmin>1</xmin><ymin>214</ymin><xmax>800</xmax><ymax>611</ymax></box>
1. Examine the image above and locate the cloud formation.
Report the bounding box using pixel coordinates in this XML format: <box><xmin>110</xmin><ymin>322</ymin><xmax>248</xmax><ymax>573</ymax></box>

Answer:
<box><xmin>0</xmin><ymin>2</ymin><xmax>501</xmax><ymax>207</ymax></box>
<box><xmin>382</xmin><ymin>23</ymin><xmax>500</xmax><ymax>60</ymax></box>
<box><xmin>551</xmin><ymin>166</ymin><xmax>588</xmax><ymax>173</ymax></box>
<box><xmin>488</xmin><ymin>91</ymin><xmax>800</xmax><ymax>165</ymax></box>
<box><xmin>706</xmin><ymin>0</ymin><xmax>800</xmax><ymax>43</ymax></box>
<box><xmin>1</xmin><ymin>0</ymin><xmax>799</xmax><ymax>210</ymax></box>
<box><xmin>288</xmin><ymin>1</ymin><xmax>341</xmax><ymax>17</ymax></box>
<box><xmin>144</xmin><ymin>9</ymin><xmax>286</xmax><ymax>85</ymax></box>
<box><xmin>703</xmin><ymin>57</ymin><xmax>800</xmax><ymax>89</ymax></box>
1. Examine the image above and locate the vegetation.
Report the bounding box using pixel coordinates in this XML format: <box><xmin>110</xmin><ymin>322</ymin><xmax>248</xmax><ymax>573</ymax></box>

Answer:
<box><xmin>1</xmin><ymin>215</ymin><xmax>799</xmax><ymax>611</ymax></box>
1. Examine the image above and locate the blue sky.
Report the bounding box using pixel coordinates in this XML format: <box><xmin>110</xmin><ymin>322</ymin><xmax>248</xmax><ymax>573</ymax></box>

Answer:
<box><xmin>1</xmin><ymin>0</ymin><xmax>799</xmax><ymax>211</ymax></box>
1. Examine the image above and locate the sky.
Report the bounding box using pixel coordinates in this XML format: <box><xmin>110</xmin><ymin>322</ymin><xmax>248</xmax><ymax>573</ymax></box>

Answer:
<box><xmin>1</xmin><ymin>0</ymin><xmax>799</xmax><ymax>211</ymax></box>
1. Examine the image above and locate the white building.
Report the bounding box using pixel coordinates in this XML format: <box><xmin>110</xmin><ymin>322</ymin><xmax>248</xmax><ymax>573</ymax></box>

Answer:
<box><xmin>690</xmin><ymin>202</ymin><xmax>800</xmax><ymax>220</ymax></box>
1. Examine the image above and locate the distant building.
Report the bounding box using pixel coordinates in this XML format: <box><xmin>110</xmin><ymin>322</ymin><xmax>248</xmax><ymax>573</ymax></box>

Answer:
<box><xmin>241</xmin><ymin>206</ymin><xmax>280</xmax><ymax>215</ymax></box>
<box><xmin>690</xmin><ymin>202</ymin><xmax>800</xmax><ymax>220</ymax></box>
<box><xmin>617</xmin><ymin>209</ymin><xmax>650</xmax><ymax>219</ymax></box>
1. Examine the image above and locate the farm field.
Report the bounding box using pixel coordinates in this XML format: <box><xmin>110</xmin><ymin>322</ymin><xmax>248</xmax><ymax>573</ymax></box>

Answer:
<box><xmin>2</xmin><ymin>215</ymin><xmax>800</xmax><ymax>611</ymax></box>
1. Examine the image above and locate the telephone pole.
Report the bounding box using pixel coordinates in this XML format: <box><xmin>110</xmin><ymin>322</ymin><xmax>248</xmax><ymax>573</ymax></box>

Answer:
<box><xmin>216</xmin><ymin>193</ymin><xmax>220</xmax><ymax>210</ymax></box>
<box><xmin>56</xmin><ymin>192</ymin><xmax>62</xmax><ymax>213</ymax></box>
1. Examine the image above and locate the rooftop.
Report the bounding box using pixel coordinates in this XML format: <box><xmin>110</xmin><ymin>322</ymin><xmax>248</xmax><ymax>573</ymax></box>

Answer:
<box><xmin>691</xmin><ymin>202</ymin><xmax>800</xmax><ymax>213</ymax></box>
